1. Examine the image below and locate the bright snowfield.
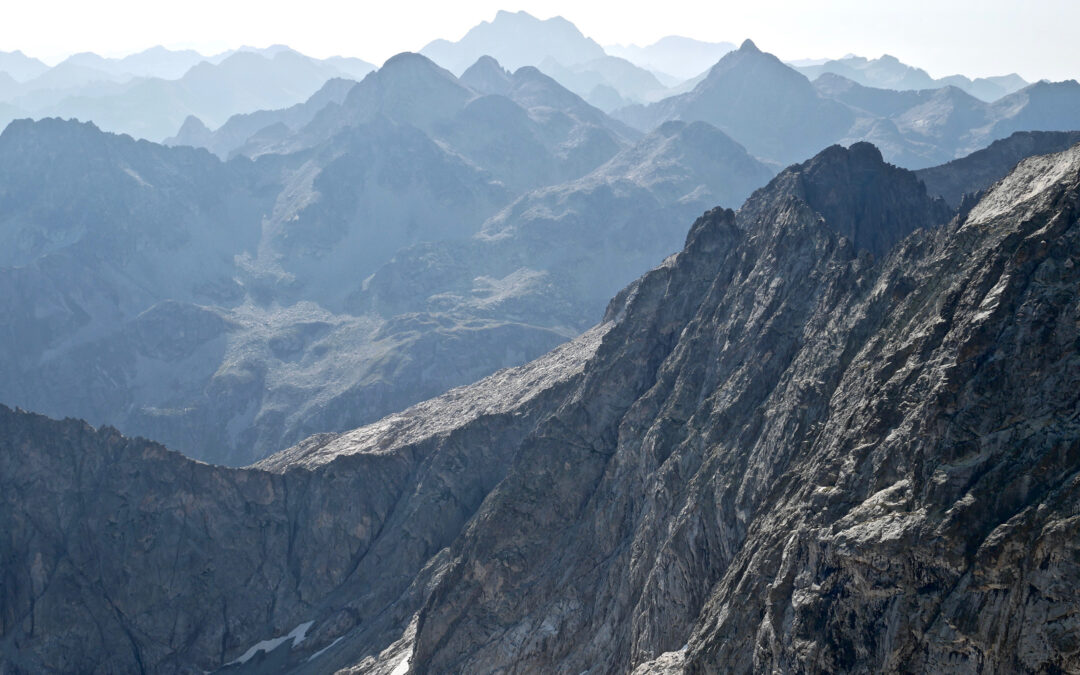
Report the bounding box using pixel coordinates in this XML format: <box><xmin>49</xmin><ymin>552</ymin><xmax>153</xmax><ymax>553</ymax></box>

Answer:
<box><xmin>225</xmin><ymin>621</ymin><xmax>314</xmax><ymax>666</ymax></box>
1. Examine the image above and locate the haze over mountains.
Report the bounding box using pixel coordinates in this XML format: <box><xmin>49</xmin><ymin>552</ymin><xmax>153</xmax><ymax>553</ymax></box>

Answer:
<box><xmin>1</xmin><ymin>9</ymin><xmax>1080</xmax><ymax>467</ymax></box>
<box><xmin>0</xmin><ymin>47</ymin><xmax>375</xmax><ymax>141</ymax></box>
<box><xmin>0</xmin><ymin>9</ymin><xmax>1043</xmax><ymax>141</ymax></box>
<box><xmin>795</xmin><ymin>54</ymin><xmax>1029</xmax><ymax>102</ymax></box>
<box><xmin>1</xmin><ymin>8</ymin><xmax>1080</xmax><ymax>673</ymax></box>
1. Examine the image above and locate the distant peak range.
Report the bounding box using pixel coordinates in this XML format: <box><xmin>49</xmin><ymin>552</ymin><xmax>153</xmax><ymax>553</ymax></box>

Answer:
<box><xmin>611</xmin><ymin>39</ymin><xmax>1080</xmax><ymax>168</ymax></box>
<box><xmin>0</xmin><ymin>45</ymin><xmax>376</xmax><ymax>142</ymax></box>
<box><xmin>171</xmin><ymin>51</ymin><xmax>638</xmax><ymax>171</ymax></box>
<box><xmin>0</xmin><ymin>10</ymin><xmax>1062</xmax><ymax>142</ymax></box>
<box><xmin>605</xmin><ymin>35</ymin><xmax>737</xmax><ymax>81</ymax></box>
<box><xmin>793</xmin><ymin>53</ymin><xmax>1029</xmax><ymax>102</ymax></box>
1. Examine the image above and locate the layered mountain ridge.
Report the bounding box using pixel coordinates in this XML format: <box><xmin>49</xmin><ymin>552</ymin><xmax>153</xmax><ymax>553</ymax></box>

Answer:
<box><xmin>3</xmin><ymin>139</ymin><xmax>1078</xmax><ymax>673</ymax></box>
<box><xmin>614</xmin><ymin>40</ymin><xmax>1080</xmax><ymax>169</ymax></box>
<box><xmin>0</xmin><ymin>53</ymin><xmax>780</xmax><ymax>467</ymax></box>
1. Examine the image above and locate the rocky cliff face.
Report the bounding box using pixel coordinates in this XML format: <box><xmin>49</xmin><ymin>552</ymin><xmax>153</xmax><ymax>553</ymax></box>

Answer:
<box><xmin>915</xmin><ymin>129</ymin><xmax>1080</xmax><ymax>206</ymax></box>
<box><xmin>3</xmin><ymin>141</ymin><xmax>1079</xmax><ymax>673</ymax></box>
<box><xmin>406</xmin><ymin>141</ymin><xmax>1080</xmax><ymax>675</ymax></box>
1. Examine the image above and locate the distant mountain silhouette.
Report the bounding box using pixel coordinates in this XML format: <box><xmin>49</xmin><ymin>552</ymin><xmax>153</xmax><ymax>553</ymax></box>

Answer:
<box><xmin>615</xmin><ymin>40</ymin><xmax>855</xmax><ymax>165</ymax></box>
<box><xmin>606</xmin><ymin>36</ymin><xmax>737</xmax><ymax>81</ymax></box>
<box><xmin>816</xmin><ymin>74</ymin><xmax>1080</xmax><ymax>166</ymax></box>
<box><xmin>420</xmin><ymin>10</ymin><xmax>606</xmax><ymax>75</ymax></box>
<box><xmin>0</xmin><ymin>47</ymin><xmax>374</xmax><ymax>141</ymax></box>
<box><xmin>915</xmin><ymin>129</ymin><xmax>1080</xmax><ymax>206</ymax></box>
<box><xmin>166</xmin><ymin>78</ymin><xmax>358</xmax><ymax>158</ymax></box>
<box><xmin>39</xmin><ymin>49</ymin><xmax>372</xmax><ymax>140</ymax></box>
<box><xmin>796</xmin><ymin>54</ymin><xmax>1028</xmax><ymax>102</ymax></box>
<box><xmin>0</xmin><ymin>50</ymin><xmax>49</xmax><ymax>81</ymax></box>
<box><xmin>537</xmin><ymin>55</ymin><xmax>670</xmax><ymax>109</ymax></box>
<box><xmin>61</xmin><ymin>46</ymin><xmax>206</xmax><ymax>80</ymax></box>
<box><xmin>616</xmin><ymin>41</ymin><xmax>1080</xmax><ymax>169</ymax></box>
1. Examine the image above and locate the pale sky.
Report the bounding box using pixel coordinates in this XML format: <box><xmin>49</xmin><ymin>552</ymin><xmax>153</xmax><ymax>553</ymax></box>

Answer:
<box><xmin>2</xmin><ymin>0</ymin><xmax>1077</xmax><ymax>82</ymax></box>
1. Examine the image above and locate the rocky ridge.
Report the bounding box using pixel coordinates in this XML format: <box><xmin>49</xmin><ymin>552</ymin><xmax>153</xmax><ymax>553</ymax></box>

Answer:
<box><xmin>3</xmin><ymin>140</ymin><xmax>1079</xmax><ymax>673</ymax></box>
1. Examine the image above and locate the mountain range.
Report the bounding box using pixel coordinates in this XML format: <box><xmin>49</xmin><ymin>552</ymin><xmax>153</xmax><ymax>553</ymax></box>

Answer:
<box><xmin>615</xmin><ymin>40</ymin><xmax>1080</xmax><ymax>168</ymax></box>
<box><xmin>795</xmin><ymin>54</ymin><xmax>1029</xmax><ymax>102</ymax></box>
<box><xmin>0</xmin><ymin>53</ymin><xmax>769</xmax><ymax>466</ymax></box>
<box><xmin>0</xmin><ymin>47</ymin><xmax>374</xmax><ymax>141</ymax></box>
<box><xmin>1</xmin><ymin>14</ymin><xmax>1079</xmax><ymax>673</ymax></box>
<box><xmin>0</xmin><ymin>12</ymin><xmax>1054</xmax><ymax>143</ymax></box>
<box><xmin>3</xmin><ymin>134</ymin><xmax>1078</xmax><ymax>673</ymax></box>
<box><xmin>3</xmin><ymin>36</ymin><xmax>1080</xmax><ymax>469</ymax></box>
<box><xmin>606</xmin><ymin>36</ymin><xmax>737</xmax><ymax>81</ymax></box>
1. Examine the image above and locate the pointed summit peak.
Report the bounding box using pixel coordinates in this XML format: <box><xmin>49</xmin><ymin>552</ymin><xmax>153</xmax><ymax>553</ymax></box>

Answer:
<box><xmin>461</xmin><ymin>55</ymin><xmax>512</xmax><ymax>95</ymax></box>
<box><xmin>468</xmin><ymin>55</ymin><xmax>507</xmax><ymax>73</ymax></box>
<box><xmin>739</xmin><ymin>39</ymin><xmax>760</xmax><ymax>53</ymax></box>
<box><xmin>760</xmin><ymin>141</ymin><xmax>951</xmax><ymax>257</ymax></box>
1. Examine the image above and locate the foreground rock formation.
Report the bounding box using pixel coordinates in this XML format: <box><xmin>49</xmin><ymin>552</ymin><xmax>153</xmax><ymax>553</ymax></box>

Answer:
<box><xmin>2</xmin><ymin>140</ymin><xmax>1079</xmax><ymax>673</ymax></box>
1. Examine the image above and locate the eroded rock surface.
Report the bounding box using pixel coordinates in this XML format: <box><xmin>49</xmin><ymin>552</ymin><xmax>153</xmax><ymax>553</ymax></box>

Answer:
<box><xmin>3</xmin><ymin>142</ymin><xmax>1079</xmax><ymax>674</ymax></box>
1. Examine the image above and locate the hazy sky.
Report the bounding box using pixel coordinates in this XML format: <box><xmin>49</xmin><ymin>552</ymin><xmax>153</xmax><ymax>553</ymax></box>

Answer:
<box><xmin>3</xmin><ymin>0</ymin><xmax>1077</xmax><ymax>81</ymax></box>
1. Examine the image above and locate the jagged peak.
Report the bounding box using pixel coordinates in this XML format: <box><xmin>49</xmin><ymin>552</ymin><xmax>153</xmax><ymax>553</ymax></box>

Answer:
<box><xmin>469</xmin><ymin>55</ymin><xmax>505</xmax><ymax>71</ymax></box>
<box><xmin>748</xmin><ymin>141</ymin><xmax>951</xmax><ymax>257</ymax></box>
<box><xmin>460</xmin><ymin>55</ymin><xmax>513</xmax><ymax>96</ymax></box>
<box><xmin>739</xmin><ymin>38</ymin><xmax>760</xmax><ymax>53</ymax></box>
<box><xmin>178</xmin><ymin>115</ymin><xmax>209</xmax><ymax>133</ymax></box>
<box><xmin>0</xmin><ymin>116</ymin><xmax>103</xmax><ymax>142</ymax></box>
<box><xmin>462</xmin><ymin>54</ymin><xmax>509</xmax><ymax>80</ymax></box>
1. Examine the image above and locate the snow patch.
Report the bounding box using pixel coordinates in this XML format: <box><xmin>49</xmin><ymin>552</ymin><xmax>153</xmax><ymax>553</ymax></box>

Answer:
<box><xmin>306</xmin><ymin>636</ymin><xmax>344</xmax><ymax>662</ymax></box>
<box><xmin>226</xmin><ymin>620</ymin><xmax>314</xmax><ymax>666</ymax></box>
<box><xmin>390</xmin><ymin>647</ymin><xmax>413</xmax><ymax>675</ymax></box>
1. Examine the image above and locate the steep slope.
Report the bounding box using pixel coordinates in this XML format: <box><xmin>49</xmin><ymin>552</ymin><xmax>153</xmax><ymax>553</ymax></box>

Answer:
<box><xmin>0</xmin><ymin>324</ymin><xmax>606</xmax><ymax>673</ymax></box>
<box><xmin>419</xmin><ymin>10</ymin><xmax>605</xmax><ymax>75</ymax></box>
<box><xmin>5</xmin><ymin>140</ymin><xmax>1078</xmax><ymax>674</ymax></box>
<box><xmin>407</xmin><ymin>144</ymin><xmax>953</xmax><ymax>672</ymax></box>
<box><xmin>165</xmin><ymin>77</ymin><xmax>358</xmax><ymax>159</ymax></box>
<box><xmin>351</xmin><ymin>120</ymin><xmax>774</xmax><ymax>326</ymax></box>
<box><xmin>4</xmin><ymin>139</ymin><xmax>1080</xmax><ymax>673</ymax></box>
<box><xmin>615</xmin><ymin>40</ymin><xmax>855</xmax><ymax>166</ymax></box>
<box><xmin>0</xmin><ymin>58</ymin><xmax>644</xmax><ymax>466</ymax></box>
<box><xmin>916</xmin><ymin>129</ymin><xmax>1080</xmax><ymax>206</ymax></box>
<box><xmin>687</xmin><ymin>141</ymin><xmax>1080</xmax><ymax>674</ymax></box>
<box><xmin>403</xmin><ymin>144</ymin><xmax>1080</xmax><ymax>674</ymax></box>
<box><xmin>988</xmin><ymin>80</ymin><xmax>1080</xmax><ymax>139</ymax></box>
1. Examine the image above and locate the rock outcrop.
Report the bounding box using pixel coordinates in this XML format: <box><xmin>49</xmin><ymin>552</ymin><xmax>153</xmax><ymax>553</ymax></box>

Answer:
<box><xmin>915</xmin><ymin>129</ymin><xmax>1080</xmax><ymax>206</ymax></box>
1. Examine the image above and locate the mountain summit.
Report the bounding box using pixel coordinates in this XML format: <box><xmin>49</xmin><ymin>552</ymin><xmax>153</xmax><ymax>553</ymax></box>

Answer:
<box><xmin>420</xmin><ymin>10</ymin><xmax>606</xmax><ymax>75</ymax></box>
<box><xmin>616</xmin><ymin>40</ymin><xmax>855</xmax><ymax>164</ymax></box>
